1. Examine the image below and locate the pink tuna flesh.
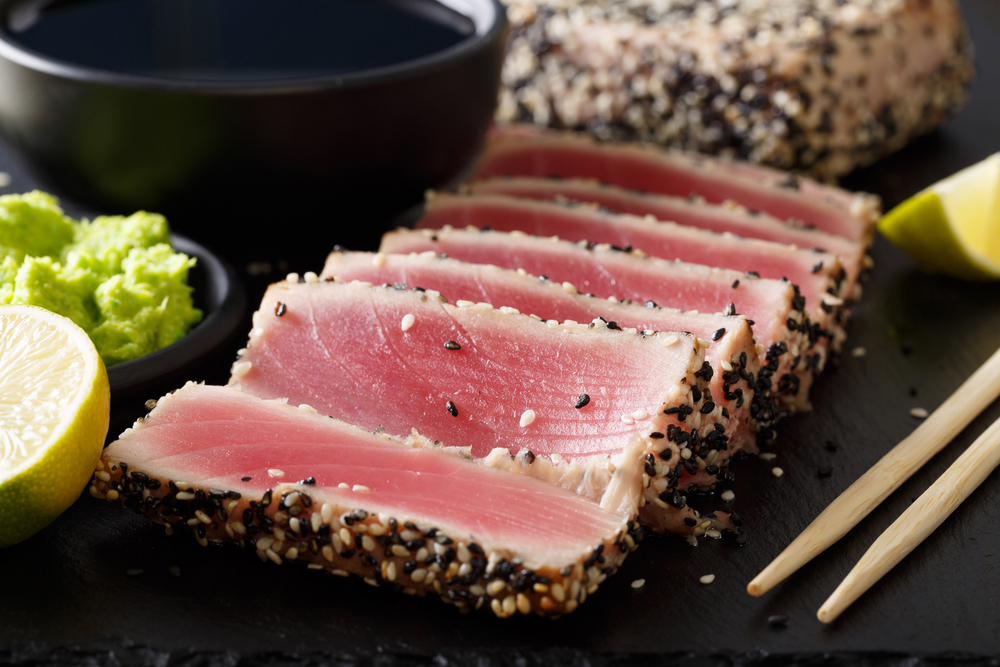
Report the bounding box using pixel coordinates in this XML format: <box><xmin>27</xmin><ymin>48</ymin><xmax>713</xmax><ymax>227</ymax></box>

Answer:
<box><xmin>380</xmin><ymin>228</ymin><xmax>819</xmax><ymax>411</ymax></box>
<box><xmin>104</xmin><ymin>383</ymin><xmax>628</xmax><ymax>567</ymax></box>
<box><xmin>230</xmin><ymin>280</ymin><xmax>707</xmax><ymax>461</ymax></box>
<box><xmin>465</xmin><ymin>177</ymin><xmax>866</xmax><ymax>291</ymax></box>
<box><xmin>473</xmin><ymin>127</ymin><xmax>876</xmax><ymax>242</ymax></box>
<box><xmin>417</xmin><ymin>192</ymin><xmax>847</xmax><ymax>330</ymax></box>
<box><xmin>320</xmin><ymin>250</ymin><xmax>772</xmax><ymax>450</ymax></box>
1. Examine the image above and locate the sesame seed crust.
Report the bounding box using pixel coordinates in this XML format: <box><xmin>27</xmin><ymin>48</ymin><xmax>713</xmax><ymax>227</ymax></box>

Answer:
<box><xmin>496</xmin><ymin>0</ymin><xmax>973</xmax><ymax>178</ymax></box>
<box><xmin>89</xmin><ymin>456</ymin><xmax>640</xmax><ymax>618</ymax></box>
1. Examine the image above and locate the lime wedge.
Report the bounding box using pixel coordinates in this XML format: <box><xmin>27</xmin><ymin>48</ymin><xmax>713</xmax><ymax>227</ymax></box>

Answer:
<box><xmin>0</xmin><ymin>305</ymin><xmax>110</xmax><ymax>547</ymax></box>
<box><xmin>878</xmin><ymin>153</ymin><xmax>1000</xmax><ymax>280</ymax></box>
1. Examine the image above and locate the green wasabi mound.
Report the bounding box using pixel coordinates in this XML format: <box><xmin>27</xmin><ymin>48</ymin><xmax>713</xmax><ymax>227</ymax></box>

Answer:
<box><xmin>0</xmin><ymin>191</ymin><xmax>202</xmax><ymax>366</ymax></box>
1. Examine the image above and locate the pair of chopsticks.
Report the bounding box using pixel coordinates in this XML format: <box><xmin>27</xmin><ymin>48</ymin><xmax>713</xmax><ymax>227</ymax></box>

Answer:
<box><xmin>747</xmin><ymin>345</ymin><xmax>1000</xmax><ymax>623</ymax></box>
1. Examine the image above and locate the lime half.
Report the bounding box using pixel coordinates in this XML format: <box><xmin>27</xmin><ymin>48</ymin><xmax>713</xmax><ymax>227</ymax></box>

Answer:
<box><xmin>0</xmin><ymin>305</ymin><xmax>110</xmax><ymax>547</ymax></box>
<box><xmin>878</xmin><ymin>153</ymin><xmax>1000</xmax><ymax>280</ymax></box>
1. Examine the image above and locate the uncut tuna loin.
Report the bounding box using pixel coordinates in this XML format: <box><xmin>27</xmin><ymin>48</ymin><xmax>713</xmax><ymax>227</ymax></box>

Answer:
<box><xmin>471</xmin><ymin>126</ymin><xmax>880</xmax><ymax>242</ymax></box>
<box><xmin>466</xmin><ymin>177</ymin><xmax>868</xmax><ymax>304</ymax></box>
<box><xmin>92</xmin><ymin>383</ymin><xmax>640</xmax><ymax>617</ymax></box>
<box><xmin>231</xmin><ymin>280</ymin><xmax>728</xmax><ymax>528</ymax></box>
<box><xmin>381</xmin><ymin>228</ymin><xmax>818</xmax><ymax>411</ymax></box>
<box><xmin>417</xmin><ymin>192</ymin><xmax>850</xmax><ymax>346</ymax></box>
<box><xmin>321</xmin><ymin>250</ymin><xmax>770</xmax><ymax>454</ymax></box>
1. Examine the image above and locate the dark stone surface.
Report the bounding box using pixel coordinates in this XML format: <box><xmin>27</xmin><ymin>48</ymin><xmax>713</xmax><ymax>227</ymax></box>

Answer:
<box><xmin>1</xmin><ymin>0</ymin><xmax>999</xmax><ymax>663</ymax></box>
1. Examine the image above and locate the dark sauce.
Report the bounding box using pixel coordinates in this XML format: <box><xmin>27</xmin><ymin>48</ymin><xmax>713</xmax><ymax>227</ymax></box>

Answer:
<box><xmin>5</xmin><ymin>0</ymin><xmax>473</xmax><ymax>82</ymax></box>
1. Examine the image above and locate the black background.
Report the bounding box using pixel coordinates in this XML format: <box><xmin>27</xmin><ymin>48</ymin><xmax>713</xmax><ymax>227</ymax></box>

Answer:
<box><xmin>2</xmin><ymin>1</ymin><xmax>1000</xmax><ymax>664</ymax></box>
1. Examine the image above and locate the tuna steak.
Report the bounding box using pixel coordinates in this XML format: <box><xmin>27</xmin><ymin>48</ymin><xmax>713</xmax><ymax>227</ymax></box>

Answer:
<box><xmin>91</xmin><ymin>383</ymin><xmax>643</xmax><ymax>617</ymax></box>
<box><xmin>471</xmin><ymin>126</ymin><xmax>879</xmax><ymax>242</ymax></box>
<box><xmin>495</xmin><ymin>0</ymin><xmax>972</xmax><ymax>179</ymax></box>
<box><xmin>416</xmin><ymin>192</ymin><xmax>849</xmax><ymax>346</ymax></box>
<box><xmin>230</xmin><ymin>279</ymin><xmax>730</xmax><ymax>530</ymax></box>
<box><xmin>380</xmin><ymin>227</ymin><xmax>821</xmax><ymax>412</ymax></box>
<box><xmin>320</xmin><ymin>250</ymin><xmax>772</xmax><ymax>453</ymax></box>
<box><xmin>465</xmin><ymin>176</ymin><xmax>868</xmax><ymax>304</ymax></box>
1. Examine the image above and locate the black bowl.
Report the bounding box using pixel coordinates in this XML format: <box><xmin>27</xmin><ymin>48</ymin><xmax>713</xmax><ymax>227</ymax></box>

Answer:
<box><xmin>107</xmin><ymin>233</ymin><xmax>246</xmax><ymax>417</ymax></box>
<box><xmin>0</xmin><ymin>0</ymin><xmax>507</xmax><ymax>247</ymax></box>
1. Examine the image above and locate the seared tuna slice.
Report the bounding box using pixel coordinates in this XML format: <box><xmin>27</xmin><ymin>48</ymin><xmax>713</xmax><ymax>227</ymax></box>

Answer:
<box><xmin>230</xmin><ymin>280</ymin><xmax>729</xmax><ymax>531</ymax></box>
<box><xmin>495</xmin><ymin>0</ymin><xmax>972</xmax><ymax>179</ymax></box>
<box><xmin>465</xmin><ymin>176</ymin><xmax>868</xmax><ymax>304</ymax></box>
<box><xmin>381</xmin><ymin>227</ymin><xmax>819</xmax><ymax>412</ymax></box>
<box><xmin>319</xmin><ymin>251</ymin><xmax>770</xmax><ymax>531</ymax></box>
<box><xmin>321</xmin><ymin>249</ymin><xmax>767</xmax><ymax>453</ymax></box>
<box><xmin>91</xmin><ymin>383</ymin><xmax>642</xmax><ymax>617</ymax></box>
<box><xmin>471</xmin><ymin>126</ymin><xmax>880</xmax><ymax>242</ymax></box>
<box><xmin>416</xmin><ymin>192</ymin><xmax>849</xmax><ymax>346</ymax></box>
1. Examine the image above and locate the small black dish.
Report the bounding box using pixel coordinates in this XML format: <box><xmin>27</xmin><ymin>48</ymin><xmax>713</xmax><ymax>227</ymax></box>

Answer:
<box><xmin>107</xmin><ymin>233</ymin><xmax>246</xmax><ymax>417</ymax></box>
<box><xmin>0</xmin><ymin>0</ymin><xmax>507</xmax><ymax>245</ymax></box>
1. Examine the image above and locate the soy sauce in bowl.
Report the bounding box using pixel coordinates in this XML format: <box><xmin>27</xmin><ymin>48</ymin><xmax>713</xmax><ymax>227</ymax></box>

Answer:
<box><xmin>6</xmin><ymin>0</ymin><xmax>474</xmax><ymax>82</ymax></box>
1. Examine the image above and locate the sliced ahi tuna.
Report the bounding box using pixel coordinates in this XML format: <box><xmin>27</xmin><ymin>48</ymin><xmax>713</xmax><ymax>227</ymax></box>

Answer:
<box><xmin>92</xmin><ymin>383</ymin><xmax>643</xmax><ymax>617</ymax></box>
<box><xmin>230</xmin><ymin>279</ymin><xmax>730</xmax><ymax>531</ymax></box>
<box><xmin>381</xmin><ymin>227</ymin><xmax>820</xmax><ymax>412</ymax></box>
<box><xmin>321</xmin><ymin>249</ymin><xmax>770</xmax><ymax>453</ymax></box>
<box><xmin>465</xmin><ymin>176</ymin><xmax>868</xmax><ymax>305</ymax></box>
<box><xmin>319</xmin><ymin>251</ymin><xmax>770</xmax><ymax>531</ymax></box>
<box><xmin>416</xmin><ymin>192</ymin><xmax>849</xmax><ymax>347</ymax></box>
<box><xmin>471</xmin><ymin>126</ymin><xmax>879</xmax><ymax>242</ymax></box>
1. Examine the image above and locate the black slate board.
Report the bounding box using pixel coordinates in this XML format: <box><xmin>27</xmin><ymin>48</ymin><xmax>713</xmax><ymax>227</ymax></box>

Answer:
<box><xmin>2</xmin><ymin>1</ymin><xmax>1000</xmax><ymax>664</ymax></box>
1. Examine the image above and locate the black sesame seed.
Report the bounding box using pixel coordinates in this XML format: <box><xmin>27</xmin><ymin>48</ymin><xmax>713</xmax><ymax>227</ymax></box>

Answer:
<box><xmin>817</xmin><ymin>465</ymin><xmax>833</xmax><ymax>478</ymax></box>
<box><xmin>446</xmin><ymin>400</ymin><xmax>458</xmax><ymax>417</ymax></box>
<box><xmin>574</xmin><ymin>394</ymin><xmax>591</xmax><ymax>409</ymax></box>
<box><xmin>648</xmin><ymin>432</ymin><xmax>664</xmax><ymax>439</ymax></box>
<box><xmin>444</xmin><ymin>340</ymin><xmax>461</xmax><ymax>351</ymax></box>
<box><xmin>712</xmin><ymin>328</ymin><xmax>726</xmax><ymax>341</ymax></box>
<box><xmin>768</xmin><ymin>615</ymin><xmax>788</xmax><ymax>629</ymax></box>
<box><xmin>732</xmin><ymin>279</ymin><xmax>740</xmax><ymax>288</ymax></box>
<box><xmin>523</xmin><ymin>450</ymin><xmax>536</xmax><ymax>464</ymax></box>
<box><xmin>700</xmin><ymin>401</ymin><xmax>716</xmax><ymax>415</ymax></box>
<box><xmin>298</xmin><ymin>477</ymin><xmax>316</xmax><ymax>485</ymax></box>
<box><xmin>274</xmin><ymin>302</ymin><xmax>287</xmax><ymax>317</ymax></box>
<box><xmin>241</xmin><ymin>476</ymin><xmax>252</xmax><ymax>482</ymax></box>
<box><xmin>811</xmin><ymin>262</ymin><xmax>824</xmax><ymax>274</ymax></box>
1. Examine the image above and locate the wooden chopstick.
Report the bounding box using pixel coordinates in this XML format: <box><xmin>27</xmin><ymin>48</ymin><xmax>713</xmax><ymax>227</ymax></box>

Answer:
<box><xmin>747</xmin><ymin>344</ymin><xmax>1000</xmax><ymax>598</ymax></box>
<box><xmin>817</xmin><ymin>413</ymin><xmax>1000</xmax><ymax>622</ymax></box>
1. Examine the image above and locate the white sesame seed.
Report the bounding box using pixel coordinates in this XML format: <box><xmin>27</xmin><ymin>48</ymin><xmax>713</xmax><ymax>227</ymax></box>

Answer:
<box><xmin>285</xmin><ymin>272</ymin><xmax>299</xmax><ymax>283</ymax></box>
<box><xmin>303</xmin><ymin>271</ymin><xmax>318</xmax><ymax>283</ymax></box>
<box><xmin>851</xmin><ymin>346</ymin><xmax>867</xmax><ymax>357</ymax></box>
<box><xmin>772</xmin><ymin>467</ymin><xmax>785</xmax><ymax>477</ymax></box>
<box><xmin>176</xmin><ymin>492</ymin><xmax>195</xmax><ymax>501</ymax></box>
<box><xmin>680</xmin><ymin>447</ymin><xmax>692</xmax><ymax>460</ymax></box>
<box><xmin>631</xmin><ymin>579</ymin><xmax>646</xmax><ymax>589</ymax></box>
<box><xmin>562</xmin><ymin>281</ymin><xmax>577</xmax><ymax>294</ymax></box>
<box><xmin>268</xmin><ymin>469</ymin><xmax>285</xmax><ymax>478</ymax></box>
<box><xmin>0</xmin><ymin>172</ymin><xmax>10</xmax><ymax>188</ymax></box>
<box><xmin>699</xmin><ymin>574</ymin><xmax>716</xmax><ymax>584</ymax></box>
<box><xmin>338</xmin><ymin>482</ymin><xmax>350</xmax><ymax>489</ymax></box>
<box><xmin>372</xmin><ymin>253</ymin><xmax>386</xmax><ymax>267</ymax></box>
<box><xmin>353</xmin><ymin>484</ymin><xmax>370</xmax><ymax>493</ymax></box>
<box><xmin>519</xmin><ymin>410</ymin><xmax>536</xmax><ymax>427</ymax></box>
<box><xmin>910</xmin><ymin>407</ymin><xmax>930</xmax><ymax>419</ymax></box>
<box><xmin>456</xmin><ymin>300</ymin><xmax>475</xmax><ymax>307</ymax></box>
<box><xmin>721</xmin><ymin>490</ymin><xmax>735</xmax><ymax>502</ymax></box>
<box><xmin>721</xmin><ymin>360</ymin><xmax>734</xmax><ymax>372</ymax></box>
<box><xmin>706</xmin><ymin>529</ymin><xmax>721</xmax><ymax>538</ymax></box>
<box><xmin>631</xmin><ymin>408</ymin><xmax>649</xmax><ymax>420</ymax></box>
<box><xmin>663</xmin><ymin>334</ymin><xmax>679</xmax><ymax>347</ymax></box>
<box><xmin>759</xmin><ymin>452</ymin><xmax>777</xmax><ymax>461</ymax></box>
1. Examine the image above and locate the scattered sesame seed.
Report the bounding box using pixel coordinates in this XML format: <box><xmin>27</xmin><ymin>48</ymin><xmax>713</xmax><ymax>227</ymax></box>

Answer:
<box><xmin>910</xmin><ymin>407</ymin><xmax>929</xmax><ymax>419</ymax></box>
<box><xmin>721</xmin><ymin>490</ymin><xmax>735</xmax><ymax>502</ymax></box>
<box><xmin>768</xmin><ymin>614</ymin><xmax>789</xmax><ymax>629</ymax></box>
<box><xmin>303</xmin><ymin>271</ymin><xmax>318</xmax><ymax>283</ymax></box>
<box><xmin>699</xmin><ymin>574</ymin><xmax>715</xmax><ymax>585</ymax></box>
<box><xmin>759</xmin><ymin>452</ymin><xmax>777</xmax><ymax>461</ymax></box>
<box><xmin>520</xmin><ymin>410</ymin><xmax>536</xmax><ymax>427</ymax></box>
<box><xmin>631</xmin><ymin>579</ymin><xmax>646</xmax><ymax>589</ymax></box>
<box><xmin>574</xmin><ymin>394</ymin><xmax>590</xmax><ymax>409</ymax></box>
<box><xmin>0</xmin><ymin>172</ymin><xmax>11</xmax><ymax>188</ymax></box>
<box><xmin>772</xmin><ymin>467</ymin><xmax>784</xmax><ymax>477</ymax></box>
<box><xmin>372</xmin><ymin>253</ymin><xmax>386</xmax><ymax>268</ymax></box>
<box><xmin>285</xmin><ymin>272</ymin><xmax>299</xmax><ymax>283</ymax></box>
<box><xmin>353</xmin><ymin>485</ymin><xmax>370</xmax><ymax>493</ymax></box>
<box><xmin>268</xmin><ymin>469</ymin><xmax>286</xmax><ymax>478</ymax></box>
<box><xmin>851</xmin><ymin>346</ymin><xmax>866</xmax><ymax>357</ymax></box>
<box><xmin>444</xmin><ymin>340</ymin><xmax>461</xmax><ymax>351</ymax></box>
<box><xmin>144</xmin><ymin>399</ymin><xmax>157</xmax><ymax>410</ymax></box>
<box><xmin>446</xmin><ymin>400</ymin><xmax>458</xmax><ymax>417</ymax></box>
<box><xmin>401</xmin><ymin>313</ymin><xmax>415</xmax><ymax>332</ymax></box>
